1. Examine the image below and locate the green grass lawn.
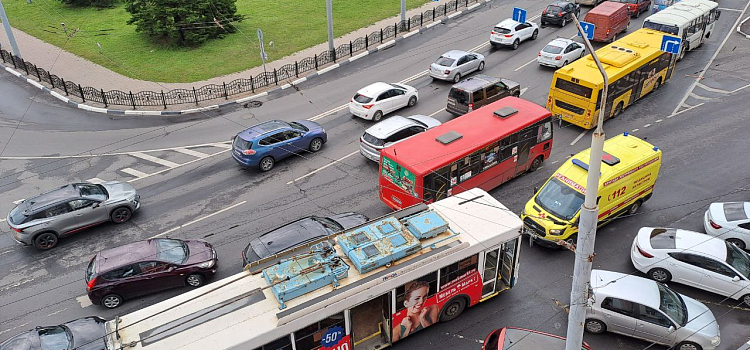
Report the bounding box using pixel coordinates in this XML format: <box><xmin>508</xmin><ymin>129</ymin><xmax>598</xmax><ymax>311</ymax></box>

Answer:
<box><xmin>3</xmin><ymin>0</ymin><xmax>429</xmax><ymax>83</ymax></box>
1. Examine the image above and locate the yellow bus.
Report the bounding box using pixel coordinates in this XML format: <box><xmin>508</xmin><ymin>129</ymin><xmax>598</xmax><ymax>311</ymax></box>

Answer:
<box><xmin>547</xmin><ymin>28</ymin><xmax>677</xmax><ymax>129</ymax></box>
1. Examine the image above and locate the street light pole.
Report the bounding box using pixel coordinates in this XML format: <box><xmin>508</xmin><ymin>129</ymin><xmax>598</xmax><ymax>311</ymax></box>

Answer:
<box><xmin>565</xmin><ymin>14</ymin><xmax>608</xmax><ymax>350</ymax></box>
<box><xmin>325</xmin><ymin>0</ymin><xmax>334</xmax><ymax>53</ymax></box>
<box><xmin>401</xmin><ymin>0</ymin><xmax>406</xmax><ymax>22</ymax></box>
<box><xmin>0</xmin><ymin>0</ymin><xmax>21</xmax><ymax>58</ymax></box>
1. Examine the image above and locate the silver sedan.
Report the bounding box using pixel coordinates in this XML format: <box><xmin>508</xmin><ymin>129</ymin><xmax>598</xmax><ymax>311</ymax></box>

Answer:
<box><xmin>430</xmin><ymin>50</ymin><xmax>486</xmax><ymax>83</ymax></box>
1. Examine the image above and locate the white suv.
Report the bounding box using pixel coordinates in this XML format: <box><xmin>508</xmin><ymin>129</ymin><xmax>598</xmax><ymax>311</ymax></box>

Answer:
<box><xmin>490</xmin><ymin>19</ymin><xmax>539</xmax><ymax>50</ymax></box>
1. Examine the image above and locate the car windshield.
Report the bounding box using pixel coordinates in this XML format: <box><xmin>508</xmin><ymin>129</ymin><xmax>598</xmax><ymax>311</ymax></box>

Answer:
<box><xmin>362</xmin><ymin>132</ymin><xmax>385</xmax><ymax>147</ymax></box>
<box><xmin>86</xmin><ymin>257</ymin><xmax>96</xmax><ymax>282</ymax></box>
<box><xmin>543</xmin><ymin>45</ymin><xmax>564</xmax><ymax>54</ymax></box>
<box><xmin>155</xmin><ymin>239</ymin><xmax>188</xmax><ymax>264</ymax></box>
<box><xmin>353</xmin><ymin>93</ymin><xmax>373</xmax><ymax>104</ymax></box>
<box><xmin>493</xmin><ymin>27</ymin><xmax>511</xmax><ymax>34</ymax></box>
<box><xmin>546</xmin><ymin>5</ymin><xmax>562</xmax><ymax>12</ymax></box>
<box><xmin>534</xmin><ymin>177</ymin><xmax>585</xmax><ymax>220</ymax></box>
<box><xmin>289</xmin><ymin>121</ymin><xmax>309</xmax><ymax>132</ymax></box>
<box><xmin>312</xmin><ymin>216</ymin><xmax>344</xmax><ymax>232</ymax></box>
<box><xmin>77</xmin><ymin>184</ymin><xmax>108</xmax><ymax>200</ymax></box>
<box><xmin>435</xmin><ymin>56</ymin><xmax>455</xmax><ymax>66</ymax></box>
<box><xmin>658</xmin><ymin>283</ymin><xmax>687</xmax><ymax>326</ymax></box>
<box><xmin>233</xmin><ymin>136</ymin><xmax>252</xmax><ymax>150</ymax></box>
<box><xmin>643</xmin><ymin>21</ymin><xmax>679</xmax><ymax>35</ymax></box>
<box><xmin>38</xmin><ymin>326</ymin><xmax>71</xmax><ymax>350</ymax></box>
<box><xmin>8</xmin><ymin>206</ymin><xmax>27</xmax><ymax>225</ymax></box>
<box><xmin>726</xmin><ymin>242</ymin><xmax>750</xmax><ymax>279</ymax></box>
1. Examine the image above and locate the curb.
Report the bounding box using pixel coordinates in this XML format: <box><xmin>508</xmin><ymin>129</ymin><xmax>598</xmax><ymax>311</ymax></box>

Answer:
<box><xmin>738</xmin><ymin>16</ymin><xmax>750</xmax><ymax>39</ymax></box>
<box><xmin>738</xmin><ymin>340</ymin><xmax>750</xmax><ymax>350</ymax></box>
<box><xmin>0</xmin><ymin>0</ymin><xmax>492</xmax><ymax>116</ymax></box>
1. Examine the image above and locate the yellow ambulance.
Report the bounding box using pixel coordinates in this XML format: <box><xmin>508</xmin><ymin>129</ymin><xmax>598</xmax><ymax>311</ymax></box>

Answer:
<box><xmin>520</xmin><ymin>133</ymin><xmax>662</xmax><ymax>248</ymax></box>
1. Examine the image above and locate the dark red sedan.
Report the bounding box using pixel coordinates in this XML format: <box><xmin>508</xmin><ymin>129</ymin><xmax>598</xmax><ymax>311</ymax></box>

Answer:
<box><xmin>482</xmin><ymin>327</ymin><xmax>593</xmax><ymax>350</ymax></box>
<box><xmin>85</xmin><ymin>238</ymin><xmax>217</xmax><ymax>308</ymax></box>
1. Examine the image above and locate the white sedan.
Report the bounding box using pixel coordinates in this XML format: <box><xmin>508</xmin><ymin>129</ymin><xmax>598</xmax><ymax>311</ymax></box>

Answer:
<box><xmin>490</xmin><ymin>19</ymin><xmax>539</xmax><ymax>50</ymax></box>
<box><xmin>705</xmin><ymin>202</ymin><xmax>750</xmax><ymax>250</ymax></box>
<box><xmin>538</xmin><ymin>38</ymin><xmax>585</xmax><ymax>68</ymax></box>
<box><xmin>631</xmin><ymin>227</ymin><xmax>750</xmax><ymax>307</ymax></box>
<box><xmin>349</xmin><ymin>82</ymin><xmax>418</xmax><ymax>122</ymax></box>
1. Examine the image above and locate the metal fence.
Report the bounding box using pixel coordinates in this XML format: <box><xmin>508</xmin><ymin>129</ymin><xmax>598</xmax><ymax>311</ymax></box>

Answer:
<box><xmin>0</xmin><ymin>0</ymin><xmax>479</xmax><ymax>108</ymax></box>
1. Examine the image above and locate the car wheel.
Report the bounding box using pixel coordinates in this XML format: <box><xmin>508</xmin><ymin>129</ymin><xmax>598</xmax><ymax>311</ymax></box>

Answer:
<box><xmin>309</xmin><ymin>138</ymin><xmax>323</xmax><ymax>152</ymax></box>
<box><xmin>653</xmin><ymin>78</ymin><xmax>662</xmax><ymax>91</ymax></box>
<box><xmin>259</xmin><ymin>156</ymin><xmax>275</xmax><ymax>172</ymax></box>
<box><xmin>529</xmin><ymin>156</ymin><xmax>544</xmax><ymax>172</ymax></box>
<box><xmin>562</xmin><ymin>60</ymin><xmax>568</xmax><ymax>67</ymax></box>
<box><xmin>33</xmin><ymin>232</ymin><xmax>58</xmax><ymax>250</ymax></box>
<box><xmin>612</xmin><ymin>102</ymin><xmax>624</xmax><ymax>119</ymax></box>
<box><xmin>531</xmin><ymin>29</ymin><xmax>538</xmax><ymax>40</ymax></box>
<box><xmin>512</xmin><ymin>39</ymin><xmax>520</xmax><ymax>50</ymax></box>
<box><xmin>478</xmin><ymin>61</ymin><xmax>485</xmax><ymax>71</ymax></box>
<box><xmin>101</xmin><ymin>294</ymin><xmax>123</xmax><ymax>309</ymax></box>
<box><xmin>742</xmin><ymin>294</ymin><xmax>750</xmax><ymax>307</ymax></box>
<box><xmin>452</xmin><ymin>73</ymin><xmax>461</xmax><ymax>83</ymax></box>
<box><xmin>727</xmin><ymin>238</ymin><xmax>746</xmax><ymax>250</ymax></box>
<box><xmin>627</xmin><ymin>200</ymin><xmax>641</xmax><ymax>215</ymax></box>
<box><xmin>676</xmin><ymin>342</ymin><xmax>702</xmax><ymax>350</ymax></box>
<box><xmin>584</xmin><ymin>319</ymin><xmax>606</xmax><ymax>334</ymax></box>
<box><xmin>580</xmin><ymin>51</ymin><xmax>585</xmax><ymax>59</ymax></box>
<box><xmin>110</xmin><ymin>207</ymin><xmax>132</xmax><ymax>224</ymax></box>
<box><xmin>408</xmin><ymin>96</ymin><xmax>418</xmax><ymax>107</ymax></box>
<box><xmin>186</xmin><ymin>274</ymin><xmax>205</xmax><ymax>287</ymax></box>
<box><xmin>439</xmin><ymin>297</ymin><xmax>466</xmax><ymax>322</ymax></box>
<box><xmin>372</xmin><ymin>110</ymin><xmax>384</xmax><ymax>122</ymax></box>
<box><xmin>648</xmin><ymin>268</ymin><xmax>672</xmax><ymax>283</ymax></box>
<box><xmin>561</xmin><ymin>18</ymin><xmax>567</xmax><ymax>27</ymax></box>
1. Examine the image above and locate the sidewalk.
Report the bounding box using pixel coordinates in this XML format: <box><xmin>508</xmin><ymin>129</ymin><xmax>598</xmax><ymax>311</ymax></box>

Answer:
<box><xmin>0</xmin><ymin>0</ymin><xmax>468</xmax><ymax>95</ymax></box>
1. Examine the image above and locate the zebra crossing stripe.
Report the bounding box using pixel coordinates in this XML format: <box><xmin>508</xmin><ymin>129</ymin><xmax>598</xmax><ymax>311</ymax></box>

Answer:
<box><xmin>173</xmin><ymin>148</ymin><xmax>209</xmax><ymax>158</ymax></box>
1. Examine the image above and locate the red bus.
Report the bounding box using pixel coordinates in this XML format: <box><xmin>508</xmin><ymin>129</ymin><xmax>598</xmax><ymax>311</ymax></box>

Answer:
<box><xmin>379</xmin><ymin>96</ymin><xmax>554</xmax><ymax>210</ymax></box>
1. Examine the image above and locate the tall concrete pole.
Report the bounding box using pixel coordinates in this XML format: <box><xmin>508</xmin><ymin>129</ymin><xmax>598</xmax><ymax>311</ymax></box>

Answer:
<box><xmin>325</xmin><ymin>0</ymin><xmax>334</xmax><ymax>53</ymax></box>
<box><xmin>0</xmin><ymin>0</ymin><xmax>21</xmax><ymax>58</ymax></box>
<box><xmin>565</xmin><ymin>14</ymin><xmax>607</xmax><ymax>350</ymax></box>
<box><xmin>401</xmin><ymin>0</ymin><xmax>406</xmax><ymax>22</ymax></box>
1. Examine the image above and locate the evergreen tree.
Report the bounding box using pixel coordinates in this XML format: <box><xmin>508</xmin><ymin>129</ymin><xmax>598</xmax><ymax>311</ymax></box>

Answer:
<box><xmin>125</xmin><ymin>0</ymin><xmax>243</xmax><ymax>46</ymax></box>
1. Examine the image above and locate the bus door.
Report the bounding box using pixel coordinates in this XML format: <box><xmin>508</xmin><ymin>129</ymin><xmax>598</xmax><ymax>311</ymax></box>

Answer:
<box><xmin>481</xmin><ymin>248</ymin><xmax>501</xmax><ymax>297</ymax></box>
<box><xmin>499</xmin><ymin>239</ymin><xmax>518</xmax><ymax>289</ymax></box>
<box><xmin>350</xmin><ymin>292</ymin><xmax>391</xmax><ymax>350</ymax></box>
<box><xmin>515</xmin><ymin>127</ymin><xmax>536</xmax><ymax>174</ymax></box>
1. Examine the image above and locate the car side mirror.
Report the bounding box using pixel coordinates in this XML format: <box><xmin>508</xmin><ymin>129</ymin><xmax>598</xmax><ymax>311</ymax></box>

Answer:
<box><xmin>533</xmin><ymin>186</ymin><xmax>539</xmax><ymax>194</ymax></box>
<box><xmin>732</xmin><ymin>276</ymin><xmax>741</xmax><ymax>282</ymax></box>
<box><xmin>667</xmin><ymin>325</ymin><xmax>675</xmax><ymax>333</ymax></box>
<box><xmin>92</xmin><ymin>202</ymin><xmax>101</xmax><ymax>209</ymax></box>
<box><xmin>167</xmin><ymin>266</ymin><xmax>175</xmax><ymax>273</ymax></box>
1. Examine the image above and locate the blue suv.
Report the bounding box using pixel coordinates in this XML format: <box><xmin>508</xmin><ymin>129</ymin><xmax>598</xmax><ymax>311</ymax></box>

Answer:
<box><xmin>232</xmin><ymin>120</ymin><xmax>327</xmax><ymax>171</ymax></box>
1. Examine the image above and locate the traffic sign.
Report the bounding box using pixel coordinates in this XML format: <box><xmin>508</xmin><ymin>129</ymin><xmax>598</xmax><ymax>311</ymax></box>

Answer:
<box><xmin>512</xmin><ymin>7</ymin><xmax>527</xmax><ymax>23</ymax></box>
<box><xmin>660</xmin><ymin>35</ymin><xmax>681</xmax><ymax>54</ymax></box>
<box><xmin>577</xmin><ymin>21</ymin><xmax>595</xmax><ymax>40</ymax></box>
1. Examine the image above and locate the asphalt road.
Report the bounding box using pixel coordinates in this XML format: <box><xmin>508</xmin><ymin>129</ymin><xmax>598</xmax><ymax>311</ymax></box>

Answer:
<box><xmin>1</xmin><ymin>0</ymin><xmax>749</xmax><ymax>348</ymax></box>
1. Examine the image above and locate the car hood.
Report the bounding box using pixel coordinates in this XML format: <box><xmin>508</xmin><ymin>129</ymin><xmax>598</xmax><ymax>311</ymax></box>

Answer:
<box><xmin>0</xmin><ymin>330</ymin><xmax>40</xmax><ymax>350</ymax></box>
<box><xmin>501</xmin><ymin>79</ymin><xmax>521</xmax><ymax>90</ymax></box>
<box><xmin>184</xmin><ymin>240</ymin><xmax>215</xmax><ymax>265</ymax></box>
<box><xmin>329</xmin><ymin>213</ymin><xmax>369</xmax><ymax>230</ymax></box>
<box><xmin>66</xmin><ymin>317</ymin><xmax>107</xmax><ymax>350</ymax></box>
<box><xmin>682</xmin><ymin>295</ymin><xmax>720</xmax><ymax>339</ymax></box>
<box><xmin>101</xmin><ymin>181</ymin><xmax>137</xmax><ymax>202</ymax></box>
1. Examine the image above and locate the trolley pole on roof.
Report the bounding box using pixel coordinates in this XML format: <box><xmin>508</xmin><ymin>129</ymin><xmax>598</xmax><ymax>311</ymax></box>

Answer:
<box><xmin>564</xmin><ymin>14</ymin><xmax>608</xmax><ymax>350</ymax></box>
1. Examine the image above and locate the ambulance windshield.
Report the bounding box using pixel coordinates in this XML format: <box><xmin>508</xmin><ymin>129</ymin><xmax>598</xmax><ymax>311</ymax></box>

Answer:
<box><xmin>535</xmin><ymin>178</ymin><xmax>585</xmax><ymax>220</ymax></box>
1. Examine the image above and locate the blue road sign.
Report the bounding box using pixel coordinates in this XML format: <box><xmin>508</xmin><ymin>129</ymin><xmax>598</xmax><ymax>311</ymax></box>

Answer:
<box><xmin>512</xmin><ymin>7</ymin><xmax>527</xmax><ymax>23</ymax></box>
<box><xmin>577</xmin><ymin>21</ymin><xmax>595</xmax><ymax>40</ymax></box>
<box><xmin>660</xmin><ymin>35</ymin><xmax>682</xmax><ymax>54</ymax></box>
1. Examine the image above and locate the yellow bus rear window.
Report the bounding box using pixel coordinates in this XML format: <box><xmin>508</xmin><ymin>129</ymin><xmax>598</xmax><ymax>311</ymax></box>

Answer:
<box><xmin>554</xmin><ymin>78</ymin><xmax>593</xmax><ymax>99</ymax></box>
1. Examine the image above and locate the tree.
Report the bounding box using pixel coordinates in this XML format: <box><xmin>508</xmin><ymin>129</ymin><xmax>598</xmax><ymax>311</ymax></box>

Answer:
<box><xmin>58</xmin><ymin>0</ymin><xmax>115</xmax><ymax>9</ymax></box>
<box><xmin>125</xmin><ymin>0</ymin><xmax>243</xmax><ymax>46</ymax></box>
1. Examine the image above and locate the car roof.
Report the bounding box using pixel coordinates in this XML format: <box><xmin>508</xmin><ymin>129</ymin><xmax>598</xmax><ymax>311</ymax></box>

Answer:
<box><xmin>549</xmin><ymin>1</ymin><xmax>572</xmax><ymax>6</ymax></box>
<box><xmin>496</xmin><ymin>18</ymin><xmax>521</xmax><ymax>29</ymax></box>
<box><xmin>440</xmin><ymin>50</ymin><xmax>470</xmax><ymax>59</ymax></box>
<box><xmin>21</xmin><ymin>184</ymin><xmax>80</xmax><ymax>213</ymax></box>
<box><xmin>364</xmin><ymin>115</ymin><xmax>418</xmax><ymax>139</ymax></box>
<box><xmin>591</xmin><ymin>269</ymin><xmax>661</xmax><ymax>309</ymax></box>
<box><xmin>672</xmin><ymin>229</ymin><xmax>728</xmax><ymax>259</ymax></box>
<box><xmin>451</xmin><ymin>74</ymin><xmax>502</xmax><ymax>91</ymax></box>
<box><xmin>357</xmin><ymin>82</ymin><xmax>395</xmax><ymax>97</ymax></box>
<box><xmin>251</xmin><ymin>217</ymin><xmax>329</xmax><ymax>258</ymax></box>
<box><xmin>96</xmin><ymin>240</ymin><xmax>160</xmax><ymax>272</ymax></box>
<box><xmin>548</xmin><ymin>38</ymin><xmax>575</xmax><ymax>47</ymax></box>
<box><xmin>238</xmin><ymin>120</ymin><xmax>290</xmax><ymax>140</ymax></box>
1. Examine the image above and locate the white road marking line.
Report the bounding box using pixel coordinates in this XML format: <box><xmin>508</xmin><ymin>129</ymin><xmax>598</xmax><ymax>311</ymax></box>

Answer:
<box><xmin>671</xmin><ymin>0</ymin><xmax>750</xmax><ymax>115</ymax></box>
<box><xmin>696</xmin><ymin>82</ymin><xmax>732</xmax><ymax>94</ymax></box>
<box><xmin>0</xmin><ymin>219</ymin><xmax>5</xmax><ymax>223</ymax></box>
<box><xmin>520</xmin><ymin>87</ymin><xmax>529</xmax><ymax>96</ymax></box>
<box><xmin>570</xmin><ymin>129</ymin><xmax>588</xmax><ymax>146</ymax></box>
<box><xmin>400</xmin><ymin>69</ymin><xmax>429</xmax><ymax>83</ymax></box>
<box><xmin>150</xmin><ymin>201</ymin><xmax>247</xmax><ymax>239</ymax></box>
<box><xmin>429</xmin><ymin>108</ymin><xmax>445</xmax><ymax>117</ymax></box>
<box><xmin>126</xmin><ymin>149</ymin><xmax>232</xmax><ymax>184</ymax></box>
<box><xmin>732</xmin><ymin>82</ymin><xmax>750</xmax><ymax>93</ymax></box>
<box><xmin>120</xmin><ymin>167</ymin><xmax>150</xmax><ymax>179</ymax></box>
<box><xmin>632</xmin><ymin>128</ymin><xmax>639</xmax><ymax>132</ymax></box>
<box><xmin>76</xmin><ymin>295</ymin><xmax>92</xmax><ymax>308</ymax></box>
<box><xmin>717</xmin><ymin>7</ymin><xmax>743</xmax><ymax>12</ymax></box>
<box><xmin>46</xmin><ymin>308</ymin><xmax>67</xmax><ymax>317</ymax></box>
<box><xmin>655</xmin><ymin>119</ymin><xmax>662</xmax><ymax>123</ymax></box>
<box><xmin>689</xmin><ymin>92</ymin><xmax>712</xmax><ymax>101</ymax></box>
<box><xmin>129</xmin><ymin>152</ymin><xmax>180</xmax><ymax>168</ymax></box>
<box><xmin>443</xmin><ymin>332</ymin><xmax>484</xmax><ymax>344</ymax></box>
<box><xmin>0</xmin><ymin>322</ymin><xmax>29</xmax><ymax>336</ymax></box>
<box><xmin>0</xmin><ymin>141</ymin><xmax>233</xmax><ymax>160</ymax></box>
<box><xmin>308</xmin><ymin>105</ymin><xmax>349</xmax><ymax>121</ymax></box>
<box><xmin>287</xmin><ymin>150</ymin><xmax>359</xmax><ymax>185</ymax></box>
<box><xmin>86</xmin><ymin>177</ymin><xmax>105</xmax><ymax>184</ymax></box>
<box><xmin>515</xmin><ymin>57</ymin><xmax>538</xmax><ymax>72</ymax></box>
<box><xmin>643</xmin><ymin>123</ymin><xmax>652</xmax><ymax>128</ymax></box>
<box><xmin>667</xmin><ymin>103</ymin><xmax>704</xmax><ymax>118</ymax></box>
<box><xmin>209</xmin><ymin>142</ymin><xmax>233</xmax><ymax>149</ymax></box>
<box><xmin>551</xmin><ymin>160</ymin><xmax>559</xmax><ymax>165</ymax></box>
<box><xmin>12</xmin><ymin>199</ymin><xmax>25</xmax><ymax>204</ymax></box>
<box><xmin>173</xmin><ymin>148</ymin><xmax>209</xmax><ymax>158</ymax></box>
<box><xmin>470</xmin><ymin>41</ymin><xmax>490</xmax><ymax>52</ymax></box>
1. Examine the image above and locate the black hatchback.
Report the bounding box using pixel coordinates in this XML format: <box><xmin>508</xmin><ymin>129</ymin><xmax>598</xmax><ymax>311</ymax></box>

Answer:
<box><xmin>541</xmin><ymin>1</ymin><xmax>581</xmax><ymax>27</ymax></box>
<box><xmin>241</xmin><ymin>212</ymin><xmax>369</xmax><ymax>266</ymax></box>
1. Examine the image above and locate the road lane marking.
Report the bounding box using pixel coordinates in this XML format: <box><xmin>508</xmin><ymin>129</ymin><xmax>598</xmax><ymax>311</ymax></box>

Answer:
<box><xmin>0</xmin><ymin>322</ymin><xmax>29</xmax><ymax>336</ymax></box>
<box><xmin>150</xmin><ymin>200</ymin><xmax>247</xmax><ymax>239</ymax></box>
<box><xmin>429</xmin><ymin>108</ymin><xmax>445</xmax><ymax>117</ymax></box>
<box><xmin>76</xmin><ymin>295</ymin><xmax>92</xmax><ymax>308</ymax></box>
<box><xmin>689</xmin><ymin>92</ymin><xmax>712</xmax><ymax>101</ymax></box>
<box><xmin>515</xmin><ymin>57</ymin><xmax>538</xmax><ymax>71</ymax></box>
<box><xmin>120</xmin><ymin>167</ymin><xmax>150</xmax><ymax>179</ymax></box>
<box><xmin>173</xmin><ymin>148</ymin><xmax>209</xmax><ymax>158</ymax></box>
<box><xmin>209</xmin><ymin>142</ymin><xmax>232</xmax><ymax>149</ymax></box>
<box><xmin>308</xmin><ymin>105</ymin><xmax>349</xmax><ymax>121</ymax></box>
<box><xmin>570</xmin><ymin>129</ymin><xmax>588</xmax><ymax>146</ymax></box>
<box><xmin>655</xmin><ymin>119</ymin><xmax>662</xmax><ymax>123</ymax></box>
<box><xmin>287</xmin><ymin>150</ymin><xmax>359</xmax><ymax>185</ymax></box>
<box><xmin>696</xmin><ymin>82</ymin><xmax>731</xmax><ymax>94</ymax></box>
<box><xmin>520</xmin><ymin>87</ymin><xmax>529</xmax><ymax>96</ymax></box>
<box><xmin>0</xmin><ymin>141</ymin><xmax>232</xmax><ymax>160</ymax></box>
<box><xmin>126</xmin><ymin>150</ymin><xmax>232</xmax><ymax>184</ymax></box>
<box><xmin>632</xmin><ymin>128</ymin><xmax>639</xmax><ymax>132</ymax></box>
<box><xmin>717</xmin><ymin>7</ymin><xmax>743</xmax><ymax>12</ymax></box>
<box><xmin>46</xmin><ymin>308</ymin><xmax>68</xmax><ymax>317</ymax></box>
<box><xmin>129</xmin><ymin>152</ymin><xmax>180</xmax><ymax>168</ymax></box>
<box><xmin>667</xmin><ymin>103</ymin><xmax>703</xmax><ymax>118</ymax></box>
<box><xmin>643</xmin><ymin>123</ymin><xmax>652</xmax><ymax>128</ymax></box>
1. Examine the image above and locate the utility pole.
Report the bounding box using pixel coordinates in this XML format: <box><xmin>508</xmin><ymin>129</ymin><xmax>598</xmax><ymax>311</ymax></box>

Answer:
<box><xmin>325</xmin><ymin>0</ymin><xmax>334</xmax><ymax>53</ymax></box>
<box><xmin>565</xmin><ymin>14</ymin><xmax>608</xmax><ymax>350</ymax></box>
<box><xmin>401</xmin><ymin>0</ymin><xmax>406</xmax><ymax>22</ymax></box>
<box><xmin>0</xmin><ymin>0</ymin><xmax>21</xmax><ymax>58</ymax></box>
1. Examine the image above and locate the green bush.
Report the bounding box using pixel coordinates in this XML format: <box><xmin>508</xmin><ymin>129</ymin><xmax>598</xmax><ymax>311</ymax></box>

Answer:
<box><xmin>59</xmin><ymin>0</ymin><xmax>115</xmax><ymax>8</ymax></box>
<box><xmin>125</xmin><ymin>0</ymin><xmax>243</xmax><ymax>46</ymax></box>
